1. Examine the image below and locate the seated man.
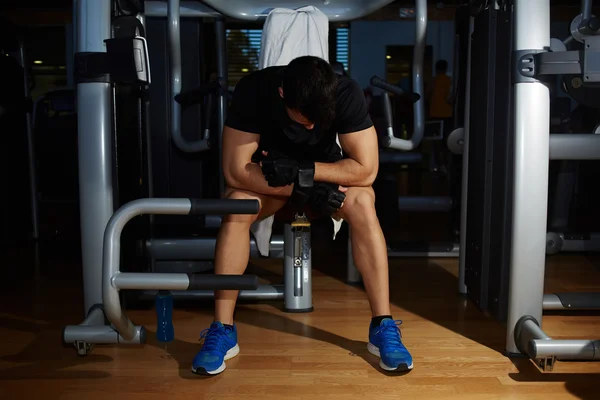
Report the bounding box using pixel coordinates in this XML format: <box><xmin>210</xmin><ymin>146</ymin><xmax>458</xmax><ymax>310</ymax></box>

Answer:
<box><xmin>191</xmin><ymin>56</ymin><xmax>413</xmax><ymax>375</ymax></box>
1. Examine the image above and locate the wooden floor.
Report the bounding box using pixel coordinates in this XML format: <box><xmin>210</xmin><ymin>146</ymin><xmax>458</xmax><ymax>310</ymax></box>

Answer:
<box><xmin>1</xmin><ymin>240</ymin><xmax>599</xmax><ymax>400</ymax></box>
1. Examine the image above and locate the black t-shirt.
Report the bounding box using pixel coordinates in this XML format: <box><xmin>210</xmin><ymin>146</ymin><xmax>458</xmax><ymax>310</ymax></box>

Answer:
<box><xmin>225</xmin><ymin>66</ymin><xmax>373</xmax><ymax>163</ymax></box>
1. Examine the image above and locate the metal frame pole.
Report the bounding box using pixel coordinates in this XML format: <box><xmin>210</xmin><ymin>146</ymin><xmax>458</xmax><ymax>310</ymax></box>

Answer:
<box><xmin>215</xmin><ymin>17</ymin><xmax>227</xmax><ymax>195</ymax></box>
<box><xmin>167</xmin><ymin>0</ymin><xmax>210</xmax><ymax>152</ymax></box>
<box><xmin>381</xmin><ymin>0</ymin><xmax>427</xmax><ymax>151</ymax></box>
<box><xmin>505</xmin><ymin>0</ymin><xmax>551</xmax><ymax>355</ymax></box>
<box><xmin>69</xmin><ymin>0</ymin><xmax>78</xmax><ymax>88</ymax></box>
<box><xmin>581</xmin><ymin>0</ymin><xmax>592</xmax><ymax>20</ymax></box>
<box><xmin>76</xmin><ymin>0</ymin><xmax>114</xmax><ymax>314</ymax></box>
<box><xmin>409</xmin><ymin>0</ymin><xmax>426</xmax><ymax>150</ymax></box>
<box><xmin>72</xmin><ymin>0</ymin><xmax>78</xmax><ymax>60</ymax></box>
<box><xmin>458</xmin><ymin>15</ymin><xmax>474</xmax><ymax>295</ymax></box>
<box><xmin>18</xmin><ymin>42</ymin><xmax>39</xmax><ymax>241</ymax></box>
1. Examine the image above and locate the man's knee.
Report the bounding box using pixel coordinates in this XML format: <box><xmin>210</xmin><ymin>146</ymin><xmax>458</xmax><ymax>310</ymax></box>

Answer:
<box><xmin>222</xmin><ymin>187</ymin><xmax>283</xmax><ymax>225</ymax></box>
<box><xmin>222</xmin><ymin>188</ymin><xmax>263</xmax><ymax>225</ymax></box>
<box><xmin>338</xmin><ymin>186</ymin><xmax>377</xmax><ymax>222</ymax></box>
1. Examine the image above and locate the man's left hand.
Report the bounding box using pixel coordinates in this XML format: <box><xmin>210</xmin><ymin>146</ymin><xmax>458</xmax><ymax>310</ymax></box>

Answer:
<box><xmin>309</xmin><ymin>183</ymin><xmax>347</xmax><ymax>216</ymax></box>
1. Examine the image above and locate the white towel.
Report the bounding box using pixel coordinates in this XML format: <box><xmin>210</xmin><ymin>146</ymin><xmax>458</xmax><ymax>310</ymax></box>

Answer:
<box><xmin>251</xmin><ymin>6</ymin><xmax>345</xmax><ymax>257</ymax></box>
<box><xmin>258</xmin><ymin>6</ymin><xmax>329</xmax><ymax>69</ymax></box>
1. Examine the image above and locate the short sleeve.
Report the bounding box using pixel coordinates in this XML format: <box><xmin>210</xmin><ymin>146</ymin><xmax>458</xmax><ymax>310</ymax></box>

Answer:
<box><xmin>335</xmin><ymin>78</ymin><xmax>374</xmax><ymax>134</ymax></box>
<box><xmin>225</xmin><ymin>75</ymin><xmax>261</xmax><ymax>134</ymax></box>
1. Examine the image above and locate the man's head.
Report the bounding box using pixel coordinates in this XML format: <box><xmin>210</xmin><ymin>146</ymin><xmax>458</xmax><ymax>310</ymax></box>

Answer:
<box><xmin>435</xmin><ymin>59</ymin><xmax>448</xmax><ymax>74</ymax></box>
<box><xmin>278</xmin><ymin>56</ymin><xmax>338</xmax><ymax>130</ymax></box>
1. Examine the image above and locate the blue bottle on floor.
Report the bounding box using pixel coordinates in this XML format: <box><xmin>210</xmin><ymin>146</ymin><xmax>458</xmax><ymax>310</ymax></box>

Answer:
<box><xmin>156</xmin><ymin>290</ymin><xmax>174</xmax><ymax>342</ymax></box>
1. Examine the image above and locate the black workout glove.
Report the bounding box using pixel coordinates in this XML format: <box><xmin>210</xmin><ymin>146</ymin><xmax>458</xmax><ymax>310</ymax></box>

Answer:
<box><xmin>290</xmin><ymin>182</ymin><xmax>346</xmax><ymax>216</ymax></box>
<box><xmin>260</xmin><ymin>150</ymin><xmax>315</xmax><ymax>188</ymax></box>
<box><xmin>308</xmin><ymin>182</ymin><xmax>346</xmax><ymax>216</ymax></box>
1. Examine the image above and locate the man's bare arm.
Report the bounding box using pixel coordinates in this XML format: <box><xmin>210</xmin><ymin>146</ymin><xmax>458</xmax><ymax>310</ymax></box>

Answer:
<box><xmin>223</xmin><ymin>125</ymin><xmax>293</xmax><ymax>196</ymax></box>
<box><xmin>313</xmin><ymin>126</ymin><xmax>379</xmax><ymax>187</ymax></box>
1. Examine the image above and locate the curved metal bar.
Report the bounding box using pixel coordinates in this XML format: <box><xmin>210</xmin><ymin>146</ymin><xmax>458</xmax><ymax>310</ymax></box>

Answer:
<box><xmin>384</xmin><ymin>0</ymin><xmax>426</xmax><ymax>151</ymax></box>
<box><xmin>168</xmin><ymin>0</ymin><xmax>210</xmax><ymax>152</ymax></box>
<box><xmin>103</xmin><ymin>199</ymin><xmax>192</xmax><ymax>341</ymax></box>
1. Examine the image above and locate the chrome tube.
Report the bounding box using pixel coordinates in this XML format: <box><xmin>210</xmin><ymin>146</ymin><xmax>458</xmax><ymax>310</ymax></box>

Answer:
<box><xmin>550</xmin><ymin>134</ymin><xmax>600</xmax><ymax>160</ymax></box>
<box><xmin>385</xmin><ymin>0</ymin><xmax>426</xmax><ymax>151</ymax></box>
<box><xmin>103</xmin><ymin>199</ymin><xmax>191</xmax><ymax>341</ymax></box>
<box><xmin>167</xmin><ymin>0</ymin><xmax>210</xmax><ymax>152</ymax></box>
<box><xmin>506</xmin><ymin>0</ymin><xmax>551</xmax><ymax>354</ymax></box>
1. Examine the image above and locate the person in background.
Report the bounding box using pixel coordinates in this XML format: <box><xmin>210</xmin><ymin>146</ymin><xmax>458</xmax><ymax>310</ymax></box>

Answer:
<box><xmin>426</xmin><ymin>59</ymin><xmax>454</xmax><ymax>173</ymax></box>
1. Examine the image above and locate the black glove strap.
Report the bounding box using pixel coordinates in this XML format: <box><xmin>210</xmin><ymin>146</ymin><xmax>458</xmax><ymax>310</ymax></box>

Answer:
<box><xmin>296</xmin><ymin>160</ymin><xmax>315</xmax><ymax>188</ymax></box>
<box><xmin>289</xmin><ymin>161</ymin><xmax>315</xmax><ymax>210</ymax></box>
<box><xmin>289</xmin><ymin>185</ymin><xmax>312</xmax><ymax>210</ymax></box>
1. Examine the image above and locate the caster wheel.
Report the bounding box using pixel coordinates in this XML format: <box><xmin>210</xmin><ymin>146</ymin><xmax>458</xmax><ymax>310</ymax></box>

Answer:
<box><xmin>75</xmin><ymin>341</ymin><xmax>94</xmax><ymax>356</ymax></box>
<box><xmin>546</xmin><ymin>232</ymin><xmax>563</xmax><ymax>255</ymax></box>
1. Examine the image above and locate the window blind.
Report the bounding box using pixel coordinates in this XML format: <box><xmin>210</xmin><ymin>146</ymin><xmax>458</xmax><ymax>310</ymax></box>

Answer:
<box><xmin>226</xmin><ymin>29</ymin><xmax>262</xmax><ymax>87</ymax></box>
<box><xmin>336</xmin><ymin>27</ymin><xmax>349</xmax><ymax>72</ymax></box>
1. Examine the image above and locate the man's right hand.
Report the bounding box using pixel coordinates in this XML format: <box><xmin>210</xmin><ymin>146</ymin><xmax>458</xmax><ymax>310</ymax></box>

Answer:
<box><xmin>260</xmin><ymin>150</ymin><xmax>298</xmax><ymax>187</ymax></box>
<box><xmin>260</xmin><ymin>150</ymin><xmax>315</xmax><ymax>188</ymax></box>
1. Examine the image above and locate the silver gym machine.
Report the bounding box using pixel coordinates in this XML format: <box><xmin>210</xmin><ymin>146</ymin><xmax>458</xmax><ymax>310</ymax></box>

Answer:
<box><xmin>542</xmin><ymin>1</ymin><xmax>600</xmax><ymax>257</ymax></box>
<box><xmin>63</xmin><ymin>0</ymin><xmax>261</xmax><ymax>354</ymax></box>
<box><xmin>63</xmin><ymin>198</ymin><xmax>260</xmax><ymax>353</ymax></box>
<box><xmin>506</xmin><ymin>0</ymin><xmax>600</xmax><ymax>370</ymax></box>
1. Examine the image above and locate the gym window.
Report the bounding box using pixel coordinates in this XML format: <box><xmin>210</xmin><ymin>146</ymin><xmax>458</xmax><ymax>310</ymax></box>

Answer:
<box><xmin>336</xmin><ymin>27</ymin><xmax>349</xmax><ymax>72</ymax></box>
<box><xmin>226</xmin><ymin>28</ymin><xmax>262</xmax><ymax>87</ymax></box>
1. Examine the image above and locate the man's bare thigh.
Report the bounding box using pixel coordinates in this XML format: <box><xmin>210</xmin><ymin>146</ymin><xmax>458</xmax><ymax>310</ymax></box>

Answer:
<box><xmin>224</xmin><ymin>186</ymin><xmax>288</xmax><ymax>220</ymax></box>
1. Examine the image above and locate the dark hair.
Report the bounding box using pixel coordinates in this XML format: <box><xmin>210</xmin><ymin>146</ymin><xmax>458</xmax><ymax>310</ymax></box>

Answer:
<box><xmin>281</xmin><ymin>56</ymin><xmax>338</xmax><ymax>128</ymax></box>
<box><xmin>436</xmin><ymin>59</ymin><xmax>448</xmax><ymax>72</ymax></box>
<box><xmin>331</xmin><ymin>61</ymin><xmax>348</xmax><ymax>77</ymax></box>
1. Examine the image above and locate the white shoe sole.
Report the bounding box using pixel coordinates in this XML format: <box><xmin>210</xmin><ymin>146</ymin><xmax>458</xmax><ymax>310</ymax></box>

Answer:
<box><xmin>367</xmin><ymin>342</ymin><xmax>414</xmax><ymax>371</ymax></box>
<box><xmin>192</xmin><ymin>344</ymin><xmax>240</xmax><ymax>375</ymax></box>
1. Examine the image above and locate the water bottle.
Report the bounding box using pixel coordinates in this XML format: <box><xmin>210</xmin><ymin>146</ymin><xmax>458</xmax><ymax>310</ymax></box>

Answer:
<box><xmin>155</xmin><ymin>290</ymin><xmax>174</xmax><ymax>342</ymax></box>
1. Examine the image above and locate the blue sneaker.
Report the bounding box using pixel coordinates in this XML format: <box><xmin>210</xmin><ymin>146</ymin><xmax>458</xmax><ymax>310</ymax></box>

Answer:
<box><xmin>191</xmin><ymin>322</ymin><xmax>239</xmax><ymax>375</ymax></box>
<box><xmin>368</xmin><ymin>318</ymin><xmax>413</xmax><ymax>371</ymax></box>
